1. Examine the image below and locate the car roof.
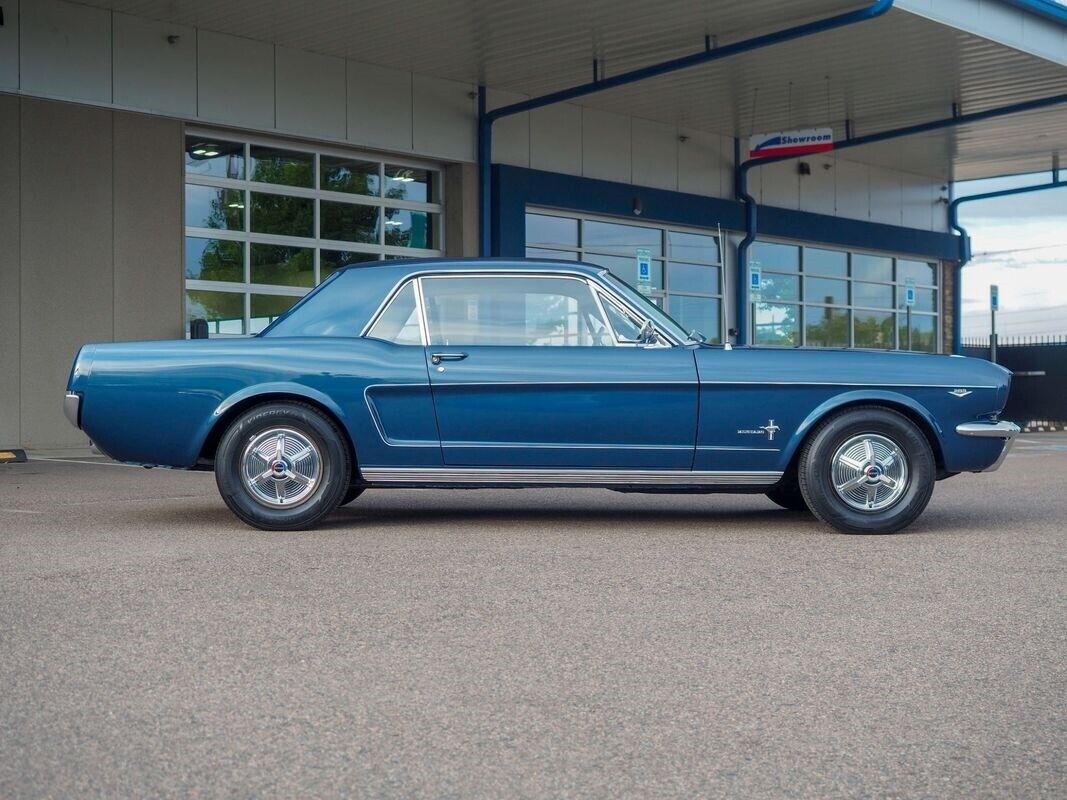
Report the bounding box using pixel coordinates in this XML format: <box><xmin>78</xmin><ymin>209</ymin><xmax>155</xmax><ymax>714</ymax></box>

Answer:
<box><xmin>336</xmin><ymin>257</ymin><xmax>606</xmax><ymax>279</ymax></box>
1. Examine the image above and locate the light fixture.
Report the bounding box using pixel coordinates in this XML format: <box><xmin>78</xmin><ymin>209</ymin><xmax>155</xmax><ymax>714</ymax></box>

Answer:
<box><xmin>390</xmin><ymin>169</ymin><xmax>415</xmax><ymax>183</ymax></box>
<box><xmin>384</xmin><ymin>219</ymin><xmax>404</xmax><ymax>226</ymax></box>
<box><xmin>191</xmin><ymin>143</ymin><xmax>221</xmax><ymax>158</ymax></box>
<box><xmin>227</xmin><ymin>202</ymin><xmax>244</xmax><ymax>209</ymax></box>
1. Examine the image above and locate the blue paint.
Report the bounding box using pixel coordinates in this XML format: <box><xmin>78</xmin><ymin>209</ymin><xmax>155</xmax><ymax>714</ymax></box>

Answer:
<box><xmin>948</xmin><ymin>175</ymin><xmax>1064</xmax><ymax>353</ymax></box>
<box><xmin>68</xmin><ymin>258</ymin><xmax>1011</xmax><ymax>479</ymax></box>
<box><xmin>477</xmin><ymin>0</ymin><xmax>895</xmax><ymax>255</ymax></box>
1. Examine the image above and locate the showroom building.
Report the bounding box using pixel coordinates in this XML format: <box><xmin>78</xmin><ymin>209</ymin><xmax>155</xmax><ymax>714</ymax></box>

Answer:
<box><xmin>1</xmin><ymin>0</ymin><xmax>1065</xmax><ymax>449</ymax></box>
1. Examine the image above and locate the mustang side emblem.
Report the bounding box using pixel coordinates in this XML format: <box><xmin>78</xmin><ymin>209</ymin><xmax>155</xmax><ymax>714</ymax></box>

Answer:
<box><xmin>737</xmin><ymin>419</ymin><xmax>781</xmax><ymax>441</ymax></box>
<box><xmin>948</xmin><ymin>388</ymin><xmax>973</xmax><ymax>398</ymax></box>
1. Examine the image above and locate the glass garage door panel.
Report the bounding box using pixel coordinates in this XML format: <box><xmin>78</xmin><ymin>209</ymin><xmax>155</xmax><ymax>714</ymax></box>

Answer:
<box><xmin>753</xmin><ymin>239</ymin><xmax>940</xmax><ymax>352</ymax></box>
<box><xmin>184</xmin><ymin>132</ymin><xmax>443</xmax><ymax>337</ymax></box>
<box><xmin>524</xmin><ymin>209</ymin><xmax>725</xmax><ymax>344</ymax></box>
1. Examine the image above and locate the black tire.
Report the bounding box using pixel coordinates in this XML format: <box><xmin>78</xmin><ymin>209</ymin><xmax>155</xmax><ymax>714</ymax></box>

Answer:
<box><xmin>340</xmin><ymin>486</ymin><xmax>365</xmax><ymax>506</ymax></box>
<box><xmin>766</xmin><ymin>473</ymin><xmax>810</xmax><ymax>512</ymax></box>
<box><xmin>798</xmin><ymin>406</ymin><xmax>935</xmax><ymax>535</ymax></box>
<box><xmin>215</xmin><ymin>401</ymin><xmax>351</xmax><ymax>531</ymax></box>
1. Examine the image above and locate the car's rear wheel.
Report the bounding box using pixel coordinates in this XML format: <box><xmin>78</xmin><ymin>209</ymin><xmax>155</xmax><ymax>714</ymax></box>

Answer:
<box><xmin>215</xmin><ymin>401</ymin><xmax>351</xmax><ymax>531</ymax></box>
<box><xmin>798</xmin><ymin>406</ymin><xmax>935</xmax><ymax>534</ymax></box>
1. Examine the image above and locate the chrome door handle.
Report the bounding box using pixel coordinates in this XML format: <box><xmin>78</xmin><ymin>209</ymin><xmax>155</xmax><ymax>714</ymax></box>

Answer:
<box><xmin>430</xmin><ymin>352</ymin><xmax>468</xmax><ymax>365</ymax></box>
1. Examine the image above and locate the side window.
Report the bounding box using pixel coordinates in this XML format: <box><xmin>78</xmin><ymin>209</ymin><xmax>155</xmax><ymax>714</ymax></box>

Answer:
<box><xmin>598</xmin><ymin>293</ymin><xmax>645</xmax><ymax>343</ymax></box>
<box><xmin>421</xmin><ymin>275</ymin><xmax>611</xmax><ymax>347</ymax></box>
<box><xmin>366</xmin><ymin>281</ymin><xmax>422</xmax><ymax>344</ymax></box>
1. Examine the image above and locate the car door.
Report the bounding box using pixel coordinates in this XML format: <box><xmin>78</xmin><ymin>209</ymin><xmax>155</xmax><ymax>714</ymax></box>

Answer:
<box><xmin>419</xmin><ymin>272</ymin><xmax>699</xmax><ymax>469</ymax></box>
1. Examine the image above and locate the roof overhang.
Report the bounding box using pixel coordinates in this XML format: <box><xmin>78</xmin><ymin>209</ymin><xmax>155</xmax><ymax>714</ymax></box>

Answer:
<box><xmin>81</xmin><ymin>0</ymin><xmax>1067</xmax><ymax>181</ymax></box>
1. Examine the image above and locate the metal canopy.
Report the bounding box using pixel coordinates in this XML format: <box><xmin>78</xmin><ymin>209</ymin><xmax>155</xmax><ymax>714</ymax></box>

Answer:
<box><xmin>82</xmin><ymin>0</ymin><xmax>1067</xmax><ymax>180</ymax></box>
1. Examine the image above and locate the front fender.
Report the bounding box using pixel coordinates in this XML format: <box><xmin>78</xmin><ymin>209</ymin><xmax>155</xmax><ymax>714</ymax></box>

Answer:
<box><xmin>778</xmin><ymin>389</ymin><xmax>944</xmax><ymax>470</ymax></box>
<box><xmin>194</xmin><ymin>382</ymin><xmax>354</xmax><ymax>464</ymax></box>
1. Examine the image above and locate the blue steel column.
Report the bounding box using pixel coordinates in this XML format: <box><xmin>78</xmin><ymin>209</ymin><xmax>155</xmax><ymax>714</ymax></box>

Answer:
<box><xmin>477</xmin><ymin>86</ymin><xmax>491</xmax><ymax>256</ymax></box>
<box><xmin>735</xmin><ymin>91</ymin><xmax>1067</xmax><ymax>348</ymax></box>
<box><xmin>475</xmin><ymin>0</ymin><xmax>895</xmax><ymax>257</ymax></box>
<box><xmin>948</xmin><ymin>172</ymin><xmax>1064</xmax><ymax>354</ymax></box>
<box><xmin>734</xmin><ymin>138</ymin><xmax>753</xmax><ymax>345</ymax></box>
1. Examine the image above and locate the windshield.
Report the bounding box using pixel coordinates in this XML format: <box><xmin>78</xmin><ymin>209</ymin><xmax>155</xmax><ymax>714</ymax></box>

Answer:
<box><xmin>599</xmin><ymin>271</ymin><xmax>692</xmax><ymax>343</ymax></box>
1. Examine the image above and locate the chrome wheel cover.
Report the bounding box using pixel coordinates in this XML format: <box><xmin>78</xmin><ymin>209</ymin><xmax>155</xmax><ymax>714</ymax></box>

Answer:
<box><xmin>240</xmin><ymin>427</ymin><xmax>322</xmax><ymax>508</ymax></box>
<box><xmin>831</xmin><ymin>433</ymin><xmax>909</xmax><ymax>512</ymax></box>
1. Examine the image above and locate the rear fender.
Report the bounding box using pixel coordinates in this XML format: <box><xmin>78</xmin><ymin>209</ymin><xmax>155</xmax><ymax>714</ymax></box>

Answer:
<box><xmin>195</xmin><ymin>382</ymin><xmax>353</xmax><ymax>464</ymax></box>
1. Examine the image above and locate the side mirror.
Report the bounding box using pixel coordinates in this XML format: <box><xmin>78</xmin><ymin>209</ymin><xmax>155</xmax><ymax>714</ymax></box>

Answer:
<box><xmin>638</xmin><ymin>319</ymin><xmax>660</xmax><ymax>346</ymax></box>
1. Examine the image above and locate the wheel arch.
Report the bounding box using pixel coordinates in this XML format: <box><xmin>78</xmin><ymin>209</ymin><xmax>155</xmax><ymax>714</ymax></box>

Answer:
<box><xmin>197</xmin><ymin>384</ymin><xmax>358</xmax><ymax>472</ymax></box>
<box><xmin>778</xmin><ymin>391</ymin><xmax>946</xmax><ymax>479</ymax></box>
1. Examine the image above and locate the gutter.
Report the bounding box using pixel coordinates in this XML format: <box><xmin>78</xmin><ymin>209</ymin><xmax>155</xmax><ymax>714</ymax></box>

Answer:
<box><xmin>476</xmin><ymin>0</ymin><xmax>896</xmax><ymax>256</ymax></box>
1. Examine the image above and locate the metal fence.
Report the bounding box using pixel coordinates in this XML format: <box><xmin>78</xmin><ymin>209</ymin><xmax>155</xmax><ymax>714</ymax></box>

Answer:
<box><xmin>961</xmin><ymin>335</ymin><xmax>1067</xmax><ymax>424</ymax></box>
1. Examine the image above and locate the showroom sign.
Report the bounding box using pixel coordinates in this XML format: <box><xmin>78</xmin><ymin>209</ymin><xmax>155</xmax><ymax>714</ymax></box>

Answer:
<box><xmin>749</xmin><ymin>128</ymin><xmax>834</xmax><ymax>158</ymax></box>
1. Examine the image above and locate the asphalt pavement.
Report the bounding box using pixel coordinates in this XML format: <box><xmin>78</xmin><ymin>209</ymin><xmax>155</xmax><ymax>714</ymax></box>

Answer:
<box><xmin>1</xmin><ymin>436</ymin><xmax>1065</xmax><ymax>798</ymax></box>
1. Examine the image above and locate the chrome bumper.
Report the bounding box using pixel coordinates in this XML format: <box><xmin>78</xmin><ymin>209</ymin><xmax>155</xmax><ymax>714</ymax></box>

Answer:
<box><xmin>63</xmin><ymin>392</ymin><xmax>81</xmax><ymax>429</ymax></box>
<box><xmin>956</xmin><ymin>420</ymin><xmax>1021</xmax><ymax>472</ymax></box>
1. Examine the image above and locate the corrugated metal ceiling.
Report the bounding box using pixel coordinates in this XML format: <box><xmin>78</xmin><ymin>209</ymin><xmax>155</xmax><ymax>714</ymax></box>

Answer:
<box><xmin>74</xmin><ymin>0</ymin><xmax>1067</xmax><ymax>180</ymax></box>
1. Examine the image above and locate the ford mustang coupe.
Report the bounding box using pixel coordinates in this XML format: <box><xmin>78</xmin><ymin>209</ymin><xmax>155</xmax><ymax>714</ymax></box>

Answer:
<box><xmin>65</xmin><ymin>259</ymin><xmax>1018</xmax><ymax>534</ymax></box>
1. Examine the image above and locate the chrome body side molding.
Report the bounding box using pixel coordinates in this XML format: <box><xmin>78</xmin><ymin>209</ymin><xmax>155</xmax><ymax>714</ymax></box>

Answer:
<box><xmin>360</xmin><ymin>467</ymin><xmax>783</xmax><ymax>486</ymax></box>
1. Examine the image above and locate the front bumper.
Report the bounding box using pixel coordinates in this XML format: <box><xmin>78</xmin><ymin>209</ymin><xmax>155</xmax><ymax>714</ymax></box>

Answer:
<box><xmin>956</xmin><ymin>420</ymin><xmax>1021</xmax><ymax>472</ymax></box>
<box><xmin>63</xmin><ymin>392</ymin><xmax>81</xmax><ymax>429</ymax></box>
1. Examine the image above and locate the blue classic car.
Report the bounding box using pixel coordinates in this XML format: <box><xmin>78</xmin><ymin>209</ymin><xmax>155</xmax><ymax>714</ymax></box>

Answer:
<box><xmin>65</xmin><ymin>259</ymin><xmax>1018</xmax><ymax>533</ymax></box>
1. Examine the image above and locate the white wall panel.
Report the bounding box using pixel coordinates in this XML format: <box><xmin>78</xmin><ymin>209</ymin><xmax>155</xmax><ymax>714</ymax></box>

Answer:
<box><xmin>413</xmin><ymin>74</ymin><xmax>475</xmax><ymax>162</ymax></box>
<box><xmin>760</xmin><ymin>160</ymin><xmax>799</xmax><ymax>210</ymax></box>
<box><xmin>197</xmin><ymin>30</ymin><xmax>274</xmax><ymax>130</ymax></box>
<box><xmin>113</xmin><ymin>13</ymin><xmax>196</xmax><ymax>116</ymax></box>
<box><xmin>489</xmin><ymin>88</ymin><xmax>529</xmax><ymax>168</ymax></box>
<box><xmin>977</xmin><ymin>0</ymin><xmax>1025</xmax><ymax>46</ymax></box>
<box><xmin>0</xmin><ymin>95</ymin><xmax>19</xmax><ymax>446</ymax></box>
<box><xmin>582</xmin><ymin>107</ymin><xmax>630</xmax><ymax>183</ymax></box>
<box><xmin>902</xmin><ymin>171</ymin><xmax>934</xmax><ymax>231</ymax></box>
<box><xmin>798</xmin><ymin>157</ymin><xmax>836</xmax><ymax>216</ymax></box>
<box><xmin>0</xmin><ymin>0</ymin><xmax>18</xmax><ymax>90</ymax></box>
<box><xmin>869</xmin><ymin>166</ymin><xmax>903</xmax><ymax>226</ymax></box>
<box><xmin>930</xmin><ymin>182</ymin><xmax>948</xmax><ymax>232</ymax></box>
<box><xmin>1021</xmin><ymin>13</ymin><xmax>1065</xmax><ymax>61</ymax></box>
<box><xmin>677</xmin><ymin>129</ymin><xmax>725</xmax><ymax>199</ymax></box>
<box><xmin>276</xmin><ymin>46</ymin><xmax>345</xmax><ymax>140</ymax></box>
<box><xmin>530</xmin><ymin>103</ymin><xmax>582</xmax><ymax>176</ymax></box>
<box><xmin>20</xmin><ymin>0</ymin><xmax>111</xmax><ymax>103</ymax></box>
<box><xmin>630</xmin><ymin>118</ymin><xmax>677</xmax><ymax>191</ymax></box>
<box><xmin>347</xmin><ymin>61</ymin><xmax>412</xmax><ymax>152</ymax></box>
<box><xmin>897</xmin><ymin>0</ymin><xmax>1066</xmax><ymax>65</ymax></box>
<box><xmin>20</xmin><ymin>99</ymin><xmax>113</xmax><ymax>449</ymax></box>
<box><xmin>835</xmin><ymin>158</ymin><xmax>870</xmax><ymax>221</ymax></box>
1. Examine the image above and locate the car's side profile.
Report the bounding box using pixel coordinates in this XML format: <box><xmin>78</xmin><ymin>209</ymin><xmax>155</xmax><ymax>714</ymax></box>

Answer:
<box><xmin>65</xmin><ymin>258</ymin><xmax>1018</xmax><ymax>534</ymax></box>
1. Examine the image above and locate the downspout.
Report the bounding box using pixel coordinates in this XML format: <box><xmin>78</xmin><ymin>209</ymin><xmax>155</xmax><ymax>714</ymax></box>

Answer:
<box><xmin>948</xmin><ymin>171</ymin><xmax>1064</xmax><ymax>354</ymax></box>
<box><xmin>476</xmin><ymin>0</ymin><xmax>896</xmax><ymax>256</ymax></box>
<box><xmin>736</xmin><ymin>91</ymin><xmax>1067</xmax><ymax>346</ymax></box>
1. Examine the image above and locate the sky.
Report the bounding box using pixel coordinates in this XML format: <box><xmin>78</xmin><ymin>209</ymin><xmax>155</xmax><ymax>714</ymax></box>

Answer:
<box><xmin>956</xmin><ymin>172</ymin><xmax>1067</xmax><ymax>340</ymax></box>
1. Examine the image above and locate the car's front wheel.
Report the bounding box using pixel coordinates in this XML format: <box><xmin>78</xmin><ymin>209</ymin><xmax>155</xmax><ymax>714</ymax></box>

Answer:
<box><xmin>215</xmin><ymin>401</ymin><xmax>351</xmax><ymax>531</ymax></box>
<box><xmin>798</xmin><ymin>406</ymin><xmax>935</xmax><ymax>534</ymax></box>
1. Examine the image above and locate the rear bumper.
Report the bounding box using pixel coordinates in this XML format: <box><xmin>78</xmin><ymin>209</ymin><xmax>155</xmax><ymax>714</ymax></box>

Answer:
<box><xmin>956</xmin><ymin>420</ymin><xmax>1021</xmax><ymax>472</ymax></box>
<box><xmin>63</xmin><ymin>392</ymin><xmax>81</xmax><ymax>429</ymax></box>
